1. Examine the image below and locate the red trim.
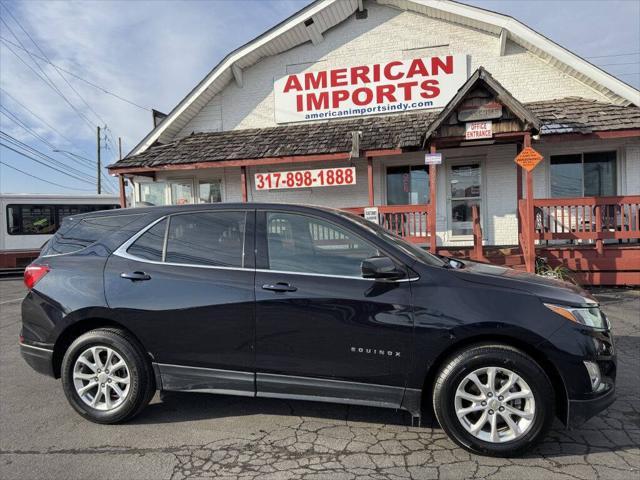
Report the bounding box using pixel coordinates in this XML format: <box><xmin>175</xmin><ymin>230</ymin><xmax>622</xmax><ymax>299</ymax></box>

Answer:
<box><xmin>367</xmin><ymin>157</ymin><xmax>374</xmax><ymax>206</ymax></box>
<box><xmin>428</xmin><ymin>144</ymin><xmax>437</xmax><ymax>254</ymax></box>
<box><xmin>118</xmin><ymin>175</ymin><xmax>126</xmax><ymax>208</ymax></box>
<box><xmin>366</xmin><ymin>148</ymin><xmax>402</xmax><ymax>157</ymax></box>
<box><xmin>541</xmin><ymin>129</ymin><xmax>640</xmax><ymax>142</ymax></box>
<box><xmin>108</xmin><ymin>149</ymin><xmax>403</xmax><ymax>175</ymax></box>
<box><xmin>240</xmin><ymin>166</ymin><xmax>247</xmax><ymax>203</ymax></box>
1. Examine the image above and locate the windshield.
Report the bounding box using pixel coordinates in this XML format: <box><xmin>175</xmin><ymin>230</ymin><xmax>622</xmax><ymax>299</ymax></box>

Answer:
<box><xmin>335</xmin><ymin>210</ymin><xmax>447</xmax><ymax>268</ymax></box>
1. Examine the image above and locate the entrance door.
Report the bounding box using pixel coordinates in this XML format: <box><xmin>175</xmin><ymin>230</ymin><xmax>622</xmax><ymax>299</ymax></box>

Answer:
<box><xmin>448</xmin><ymin>162</ymin><xmax>482</xmax><ymax>237</ymax></box>
<box><xmin>254</xmin><ymin>210</ymin><xmax>414</xmax><ymax>408</ymax></box>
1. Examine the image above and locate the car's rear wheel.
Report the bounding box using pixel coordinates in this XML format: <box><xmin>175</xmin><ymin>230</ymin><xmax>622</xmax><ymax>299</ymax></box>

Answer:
<box><xmin>433</xmin><ymin>344</ymin><xmax>555</xmax><ymax>457</ymax></box>
<box><xmin>61</xmin><ymin>328</ymin><xmax>155</xmax><ymax>424</ymax></box>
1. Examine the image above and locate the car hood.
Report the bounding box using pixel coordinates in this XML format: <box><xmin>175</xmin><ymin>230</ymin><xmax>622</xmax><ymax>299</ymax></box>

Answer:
<box><xmin>450</xmin><ymin>260</ymin><xmax>596</xmax><ymax>307</ymax></box>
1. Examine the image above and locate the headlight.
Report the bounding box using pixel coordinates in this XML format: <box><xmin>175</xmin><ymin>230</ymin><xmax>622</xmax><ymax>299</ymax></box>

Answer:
<box><xmin>544</xmin><ymin>303</ymin><xmax>609</xmax><ymax>330</ymax></box>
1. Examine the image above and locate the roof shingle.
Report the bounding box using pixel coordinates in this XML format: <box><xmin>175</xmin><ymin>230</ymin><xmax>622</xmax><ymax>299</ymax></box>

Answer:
<box><xmin>112</xmin><ymin>97</ymin><xmax>640</xmax><ymax>170</ymax></box>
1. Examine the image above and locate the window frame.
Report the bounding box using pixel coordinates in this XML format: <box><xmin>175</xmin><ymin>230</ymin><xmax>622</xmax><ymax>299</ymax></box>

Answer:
<box><xmin>548</xmin><ymin>150</ymin><xmax>618</xmax><ymax>198</ymax></box>
<box><xmin>385</xmin><ymin>164</ymin><xmax>430</xmax><ymax>206</ymax></box>
<box><xmin>197</xmin><ymin>178</ymin><xmax>224</xmax><ymax>204</ymax></box>
<box><xmin>257</xmin><ymin>209</ymin><xmax>404</xmax><ymax>280</ymax></box>
<box><xmin>116</xmin><ymin>209</ymin><xmax>254</xmax><ymax>270</ymax></box>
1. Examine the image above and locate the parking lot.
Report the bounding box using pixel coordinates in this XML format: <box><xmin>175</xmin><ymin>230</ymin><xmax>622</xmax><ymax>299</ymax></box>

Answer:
<box><xmin>0</xmin><ymin>278</ymin><xmax>638</xmax><ymax>480</ymax></box>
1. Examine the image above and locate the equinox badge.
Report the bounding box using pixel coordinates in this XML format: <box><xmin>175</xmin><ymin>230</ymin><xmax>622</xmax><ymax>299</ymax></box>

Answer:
<box><xmin>351</xmin><ymin>346</ymin><xmax>401</xmax><ymax>357</ymax></box>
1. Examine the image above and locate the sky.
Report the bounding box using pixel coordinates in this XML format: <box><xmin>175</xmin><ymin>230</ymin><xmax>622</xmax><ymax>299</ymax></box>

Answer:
<box><xmin>0</xmin><ymin>0</ymin><xmax>638</xmax><ymax>196</ymax></box>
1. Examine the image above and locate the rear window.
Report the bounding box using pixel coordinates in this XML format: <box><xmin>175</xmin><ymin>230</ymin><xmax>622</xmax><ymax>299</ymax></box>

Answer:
<box><xmin>42</xmin><ymin>214</ymin><xmax>143</xmax><ymax>255</ymax></box>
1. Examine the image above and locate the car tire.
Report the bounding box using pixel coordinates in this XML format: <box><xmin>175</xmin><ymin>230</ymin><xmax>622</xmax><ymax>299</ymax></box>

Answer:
<box><xmin>432</xmin><ymin>344</ymin><xmax>555</xmax><ymax>457</ymax></box>
<box><xmin>61</xmin><ymin>328</ymin><xmax>155</xmax><ymax>424</ymax></box>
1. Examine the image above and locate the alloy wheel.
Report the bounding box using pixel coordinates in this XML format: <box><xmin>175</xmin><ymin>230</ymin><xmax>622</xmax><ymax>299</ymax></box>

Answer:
<box><xmin>454</xmin><ymin>366</ymin><xmax>535</xmax><ymax>443</ymax></box>
<box><xmin>72</xmin><ymin>346</ymin><xmax>131</xmax><ymax>411</ymax></box>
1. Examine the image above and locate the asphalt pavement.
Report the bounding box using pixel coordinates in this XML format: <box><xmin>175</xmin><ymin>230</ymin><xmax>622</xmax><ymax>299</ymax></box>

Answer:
<box><xmin>1</xmin><ymin>278</ymin><xmax>638</xmax><ymax>480</ymax></box>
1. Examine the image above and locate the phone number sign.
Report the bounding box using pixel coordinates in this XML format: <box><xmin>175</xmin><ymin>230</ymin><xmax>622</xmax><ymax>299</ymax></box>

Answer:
<box><xmin>255</xmin><ymin>167</ymin><xmax>356</xmax><ymax>190</ymax></box>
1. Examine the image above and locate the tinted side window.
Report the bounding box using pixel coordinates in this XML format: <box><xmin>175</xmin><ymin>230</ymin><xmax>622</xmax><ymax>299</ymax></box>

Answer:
<box><xmin>165</xmin><ymin>211</ymin><xmax>246</xmax><ymax>267</ymax></box>
<box><xmin>127</xmin><ymin>219</ymin><xmax>167</xmax><ymax>261</ymax></box>
<box><xmin>6</xmin><ymin>205</ymin><xmax>54</xmax><ymax>235</ymax></box>
<box><xmin>43</xmin><ymin>214</ymin><xmax>143</xmax><ymax>255</ymax></box>
<box><xmin>267</xmin><ymin>212</ymin><xmax>378</xmax><ymax>276</ymax></box>
<box><xmin>6</xmin><ymin>204</ymin><xmax>119</xmax><ymax>235</ymax></box>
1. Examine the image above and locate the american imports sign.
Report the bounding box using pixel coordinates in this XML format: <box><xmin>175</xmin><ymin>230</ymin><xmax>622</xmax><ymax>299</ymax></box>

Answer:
<box><xmin>274</xmin><ymin>55</ymin><xmax>468</xmax><ymax>123</ymax></box>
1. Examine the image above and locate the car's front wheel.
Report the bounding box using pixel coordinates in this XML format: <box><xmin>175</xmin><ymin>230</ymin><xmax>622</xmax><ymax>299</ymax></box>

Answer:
<box><xmin>61</xmin><ymin>328</ymin><xmax>155</xmax><ymax>424</ymax></box>
<box><xmin>433</xmin><ymin>344</ymin><xmax>555</xmax><ymax>457</ymax></box>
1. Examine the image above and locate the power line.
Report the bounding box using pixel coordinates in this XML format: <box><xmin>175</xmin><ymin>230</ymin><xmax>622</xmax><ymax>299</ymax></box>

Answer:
<box><xmin>0</xmin><ymin>108</ymin><xmax>115</xmax><ymax>193</ymax></box>
<box><xmin>0</xmin><ymin>92</ymin><xmax>116</xmax><ymax>192</ymax></box>
<box><xmin>586</xmin><ymin>51</ymin><xmax>640</xmax><ymax>59</ymax></box>
<box><xmin>0</xmin><ymin>36</ymin><xmax>151</xmax><ymax>112</ymax></box>
<box><xmin>0</xmin><ymin>36</ymin><xmax>96</xmax><ymax>134</ymax></box>
<box><xmin>1</xmin><ymin>3</ymin><xmax>107</xmax><ymax>127</ymax></box>
<box><xmin>0</xmin><ymin>87</ymin><xmax>86</xmax><ymax>150</ymax></box>
<box><xmin>0</xmin><ymin>141</ymin><xmax>96</xmax><ymax>186</ymax></box>
<box><xmin>596</xmin><ymin>61</ymin><xmax>640</xmax><ymax>67</ymax></box>
<box><xmin>1</xmin><ymin>131</ymin><xmax>98</xmax><ymax>183</ymax></box>
<box><xmin>1</xmin><ymin>131</ymin><xmax>96</xmax><ymax>181</ymax></box>
<box><xmin>0</xmin><ymin>107</ymin><xmax>95</xmax><ymax>173</ymax></box>
<box><xmin>0</xmin><ymin>90</ymin><xmax>117</xmax><ymax>192</ymax></box>
<box><xmin>0</xmin><ymin>160</ymin><xmax>94</xmax><ymax>191</ymax></box>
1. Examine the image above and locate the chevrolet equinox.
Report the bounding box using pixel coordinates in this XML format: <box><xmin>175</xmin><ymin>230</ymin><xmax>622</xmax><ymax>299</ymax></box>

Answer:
<box><xmin>20</xmin><ymin>203</ymin><xmax>615</xmax><ymax>457</ymax></box>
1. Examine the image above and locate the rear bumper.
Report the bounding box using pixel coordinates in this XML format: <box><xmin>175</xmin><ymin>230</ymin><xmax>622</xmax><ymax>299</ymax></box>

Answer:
<box><xmin>20</xmin><ymin>342</ymin><xmax>55</xmax><ymax>377</ymax></box>
<box><xmin>567</xmin><ymin>386</ymin><xmax>616</xmax><ymax>428</ymax></box>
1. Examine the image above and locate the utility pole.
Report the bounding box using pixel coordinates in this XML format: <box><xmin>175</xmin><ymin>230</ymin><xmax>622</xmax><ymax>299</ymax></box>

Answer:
<box><xmin>118</xmin><ymin>137</ymin><xmax>122</xmax><ymax>161</ymax></box>
<box><xmin>96</xmin><ymin>125</ymin><xmax>101</xmax><ymax>194</ymax></box>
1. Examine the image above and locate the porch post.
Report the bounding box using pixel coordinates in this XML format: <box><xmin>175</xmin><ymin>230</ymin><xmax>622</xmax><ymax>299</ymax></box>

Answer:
<box><xmin>367</xmin><ymin>157</ymin><xmax>374</xmax><ymax>206</ymax></box>
<box><xmin>516</xmin><ymin>144</ymin><xmax>523</xmax><ymax>237</ymax></box>
<box><xmin>241</xmin><ymin>166</ymin><xmax>248</xmax><ymax>202</ymax></box>
<box><xmin>429</xmin><ymin>145</ymin><xmax>438</xmax><ymax>253</ymax></box>
<box><xmin>118</xmin><ymin>175</ymin><xmax>127</xmax><ymax>208</ymax></box>
<box><xmin>523</xmin><ymin>133</ymin><xmax>536</xmax><ymax>273</ymax></box>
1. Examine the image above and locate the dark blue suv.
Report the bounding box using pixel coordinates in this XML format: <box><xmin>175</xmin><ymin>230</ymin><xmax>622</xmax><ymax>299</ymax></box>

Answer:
<box><xmin>20</xmin><ymin>203</ymin><xmax>615</xmax><ymax>456</ymax></box>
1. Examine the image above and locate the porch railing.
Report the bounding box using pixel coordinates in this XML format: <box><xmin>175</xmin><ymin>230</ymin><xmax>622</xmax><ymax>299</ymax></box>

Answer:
<box><xmin>530</xmin><ymin>196</ymin><xmax>640</xmax><ymax>242</ymax></box>
<box><xmin>342</xmin><ymin>204</ymin><xmax>433</xmax><ymax>247</ymax></box>
<box><xmin>518</xmin><ymin>196</ymin><xmax>640</xmax><ymax>268</ymax></box>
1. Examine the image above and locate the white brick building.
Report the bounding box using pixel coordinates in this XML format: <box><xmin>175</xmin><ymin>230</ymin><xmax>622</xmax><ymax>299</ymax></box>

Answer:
<box><xmin>109</xmin><ymin>0</ymin><xmax>640</xmax><ymax>285</ymax></box>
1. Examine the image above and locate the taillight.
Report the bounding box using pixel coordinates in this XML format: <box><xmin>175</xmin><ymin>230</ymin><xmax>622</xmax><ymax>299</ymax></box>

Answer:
<box><xmin>24</xmin><ymin>264</ymin><xmax>50</xmax><ymax>289</ymax></box>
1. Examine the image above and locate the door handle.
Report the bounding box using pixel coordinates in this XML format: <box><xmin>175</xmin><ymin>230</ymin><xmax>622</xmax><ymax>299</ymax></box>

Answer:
<box><xmin>262</xmin><ymin>282</ymin><xmax>297</xmax><ymax>292</ymax></box>
<box><xmin>120</xmin><ymin>271</ymin><xmax>151</xmax><ymax>281</ymax></box>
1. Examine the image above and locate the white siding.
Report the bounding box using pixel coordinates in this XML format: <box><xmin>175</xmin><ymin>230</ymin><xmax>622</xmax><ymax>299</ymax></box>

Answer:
<box><xmin>625</xmin><ymin>144</ymin><xmax>640</xmax><ymax>195</ymax></box>
<box><xmin>178</xmin><ymin>1</ymin><xmax>610</xmax><ymax>136</ymax></box>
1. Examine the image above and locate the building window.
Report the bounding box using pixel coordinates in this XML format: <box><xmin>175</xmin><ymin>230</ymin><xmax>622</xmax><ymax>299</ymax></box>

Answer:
<box><xmin>170</xmin><ymin>180</ymin><xmax>194</xmax><ymax>205</ymax></box>
<box><xmin>386</xmin><ymin>166</ymin><xmax>429</xmax><ymax>205</ymax></box>
<box><xmin>199</xmin><ymin>180</ymin><xmax>222</xmax><ymax>203</ymax></box>
<box><xmin>550</xmin><ymin>151</ymin><xmax>616</xmax><ymax>198</ymax></box>
<box><xmin>139</xmin><ymin>182</ymin><xmax>167</xmax><ymax>206</ymax></box>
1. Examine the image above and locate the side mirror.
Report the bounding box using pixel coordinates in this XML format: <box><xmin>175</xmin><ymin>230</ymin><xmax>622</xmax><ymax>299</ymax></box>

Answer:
<box><xmin>361</xmin><ymin>256</ymin><xmax>403</xmax><ymax>280</ymax></box>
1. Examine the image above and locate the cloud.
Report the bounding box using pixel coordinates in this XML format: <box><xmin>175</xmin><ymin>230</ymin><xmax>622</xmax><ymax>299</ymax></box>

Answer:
<box><xmin>0</xmin><ymin>0</ymin><xmax>303</xmax><ymax>178</ymax></box>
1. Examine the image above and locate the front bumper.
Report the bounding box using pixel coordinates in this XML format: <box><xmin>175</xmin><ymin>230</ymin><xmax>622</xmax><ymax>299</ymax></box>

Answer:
<box><xmin>20</xmin><ymin>342</ymin><xmax>55</xmax><ymax>377</ymax></box>
<box><xmin>567</xmin><ymin>385</ymin><xmax>616</xmax><ymax>428</ymax></box>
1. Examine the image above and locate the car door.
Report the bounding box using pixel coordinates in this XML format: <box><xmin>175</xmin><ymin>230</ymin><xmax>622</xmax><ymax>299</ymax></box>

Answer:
<box><xmin>254</xmin><ymin>209</ymin><xmax>414</xmax><ymax>408</ymax></box>
<box><xmin>104</xmin><ymin>209</ymin><xmax>256</xmax><ymax>396</ymax></box>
